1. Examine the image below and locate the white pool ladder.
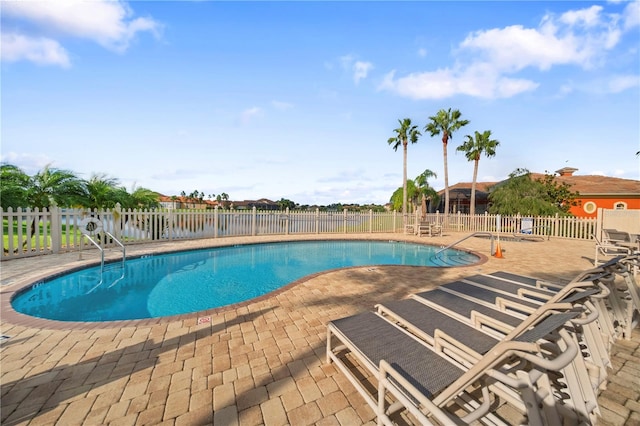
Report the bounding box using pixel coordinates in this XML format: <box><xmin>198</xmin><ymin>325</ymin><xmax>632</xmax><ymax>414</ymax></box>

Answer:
<box><xmin>79</xmin><ymin>217</ymin><xmax>126</xmax><ymax>292</ymax></box>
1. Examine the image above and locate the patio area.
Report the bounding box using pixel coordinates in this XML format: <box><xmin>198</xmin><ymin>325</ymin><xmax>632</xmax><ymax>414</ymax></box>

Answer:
<box><xmin>1</xmin><ymin>233</ymin><xmax>639</xmax><ymax>425</ymax></box>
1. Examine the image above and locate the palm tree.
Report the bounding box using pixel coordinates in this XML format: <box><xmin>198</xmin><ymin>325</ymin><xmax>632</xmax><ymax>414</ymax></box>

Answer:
<box><xmin>84</xmin><ymin>173</ymin><xmax>124</xmax><ymax>210</ymax></box>
<box><xmin>407</xmin><ymin>179</ymin><xmax>420</xmax><ymax>212</ymax></box>
<box><xmin>456</xmin><ymin>130</ymin><xmax>500</xmax><ymax>216</ymax></box>
<box><xmin>0</xmin><ymin>163</ymin><xmax>85</xmax><ymax>249</ymax></box>
<box><xmin>390</xmin><ymin>179</ymin><xmax>418</xmax><ymax>213</ymax></box>
<box><xmin>0</xmin><ymin>163</ymin><xmax>31</xmax><ymax>208</ymax></box>
<box><xmin>25</xmin><ymin>164</ymin><xmax>86</xmax><ymax>208</ymax></box>
<box><xmin>218</xmin><ymin>192</ymin><xmax>230</xmax><ymax>209</ymax></box>
<box><xmin>415</xmin><ymin>169</ymin><xmax>438</xmax><ymax>218</ymax></box>
<box><xmin>388</xmin><ymin>118</ymin><xmax>421</xmax><ymax>223</ymax></box>
<box><xmin>128</xmin><ymin>186</ymin><xmax>160</xmax><ymax>210</ymax></box>
<box><xmin>425</xmin><ymin>108</ymin><xmax>469</xmax><ymax>216</ymax></box>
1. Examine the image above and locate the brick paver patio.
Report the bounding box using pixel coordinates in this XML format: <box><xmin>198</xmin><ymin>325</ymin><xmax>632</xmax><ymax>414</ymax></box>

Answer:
<box><xmin>1</xmin><ymin>233</ymin><xmax>638</xmax><ymax>425</ymax></box>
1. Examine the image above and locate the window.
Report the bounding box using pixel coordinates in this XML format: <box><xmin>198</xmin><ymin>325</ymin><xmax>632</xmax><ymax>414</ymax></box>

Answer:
<box><xmin>614</xmin><ymin>202</ymin><xmax>627</xmax><ymax>210</ymax></box>
<box><xmin>583</xmin><ymin>201</ymin><xmax>597</xmax><ymax>214</ymax></box>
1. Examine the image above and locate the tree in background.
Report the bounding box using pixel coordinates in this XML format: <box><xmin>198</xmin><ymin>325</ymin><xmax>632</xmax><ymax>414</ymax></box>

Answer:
<box><xmin>456</xmin><ymin>130</ymin><xmax>500</xmax><ymax>216</ymax></box>
<box><xmin>390</xmin><ymin>179</ymin><xmax>418</xmax><ymax>213</ymax></box>
<box><xmin>425</xmin><ymin>108</ymin><xmax>469</xmax><ymax>216</ymax></box>
<box><xmin>277</xmin><ymin>198</ymin><xmax>296</xmax><ymax>210</ymax></box>
<box><xmin>414</xmin><ymin>169</ymin><xmax>438</xmax><ymax>217</ymax></box>
<box><xmin>187</xmin><ymin>190</ymin><xmax>204</xmax><ymax>205</ymax></box>
<box><xmin>84</xmin><ymin>173</ymin><xmax>126</xmax><ymax>210</ymax></box>
<box><xmin>0</xmin><ymin>164</ymin><xmax>31</xmax><ymax>208</ymax></box>
<box><xmin>0</xmin><ymin>163</ymin><xmax>86</xmax><ymax>209</ymax></box>
<box><xmin>536</xmin><ymin>172</ymin><xmax>580</xmax><ymax>214</ymax></box>
<box><xmin>127</xmin><ymin>186</ymin><xmax>160</xmax><ymax>210</ymax></box>
<box><xmin>217</xmin><ymin>192</ymin><xmax>230</xmax><ymax>208</ymax></box>
<box><xmin>0</xmin><ymin>163</ymin><xmax>87</xmax><ymax>249</ymax></box>
<box><xmin>387</xmin><ymin>118</ymin><xmax>421</xmax><ymax>222</ymax></box>
<box><xmin>488</xmin><ymin>168</ymin><xmax>579</xmax><ymax>216</ymax></box>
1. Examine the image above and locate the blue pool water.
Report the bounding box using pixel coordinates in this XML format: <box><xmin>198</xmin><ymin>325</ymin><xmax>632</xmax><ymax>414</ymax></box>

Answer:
<box><xmin>12</xmin><ymin>240</ymin><xmax>479</xmax><ymax>322</ymax></box>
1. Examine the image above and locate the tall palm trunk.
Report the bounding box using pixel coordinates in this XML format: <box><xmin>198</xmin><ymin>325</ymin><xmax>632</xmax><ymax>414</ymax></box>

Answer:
<box><xmin>402</xmin><ymin>142</ymin><xmax>408</xmax><ymax>222</ymax></box>
<box><xmin>442</xmin><ymin>133</ymin><xmax>450</xmax><ymax>216</ymax></box>
<box><xmin>21</xmin><ymin>218</ymin><xmax>37</xmax><ymax>250</ymax></box>
<box><xmin>470</xmin><ymin>157</ymin><xmax>479</xmax><ymax>216</ymax></box>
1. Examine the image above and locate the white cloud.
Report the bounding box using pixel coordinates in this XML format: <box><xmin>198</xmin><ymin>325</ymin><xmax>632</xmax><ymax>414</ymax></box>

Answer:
<box><xmin>339</xmin><ymin>54</ymin><xmax>355</xmax><ymax>69</ymax></box>
<box><xmin>608</xmin><ymin>74</ymin><xmax>640</xmax><ymax>93</ymax></box>
<box><xmin>1</xmin><ymin>0</ymin><xmax>161</xmax><ymax>66</ymax></box>
<box><xmin>1</xmin><ymin>33</ymin><xmax>70</xmax><ymax>67</ymax></box>
<box><xmin>353</xmin><ymin>61</ymin><xmax>373</xmax><ymax>84</ymax></box>
<box><xmin>380</xmin><ymin>4</ymin><xmax>632</xmax><ymax>100</ymax></box>
<box><xmin>271</xmin><ymin>100</ymin><xmax>293</xmax><ymax>110</ymax></box>
<box><xmin>378</xmin><ymin>66</ymin><xmax>538</xmax><ymax>100</ymax></box>
<box><xmin>558</xmin><ymin>83</ymin><xmax>575</xmax><ymax>96</ymax></box>
<box><xmin>623</xmin><ymin>1</ymin><xmax>640</xmax><ymax>30</ymax></box>
<box><xmin>559</xmin><ymin>5</ymin><xmax>603</xmax><ymax>28</ymax></box>
<box><xmin>0</xmin><ymin>151</ymin><xmax>56</xmax><ymax>174</ymax></box>
<box><xmin>240</xmin><ymin>107</ymin><xmax>263</xmax><ymax>125</ymax></box>
<box><xmin>337</xmin><ymin>54</ymin><xmax>373</xmax><ymax>84</ymax></box>
<box><xmin>460</xmin><ymin>24</ymin><xmax>594</xmax><ymax>72</ymax></box>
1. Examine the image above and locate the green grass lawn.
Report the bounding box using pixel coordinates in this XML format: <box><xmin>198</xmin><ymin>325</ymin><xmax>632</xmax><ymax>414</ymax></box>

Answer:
<box><xmin>2</xmin><ymin>219</ymin><xmax>82</xmax><ymax>248</ymax></box>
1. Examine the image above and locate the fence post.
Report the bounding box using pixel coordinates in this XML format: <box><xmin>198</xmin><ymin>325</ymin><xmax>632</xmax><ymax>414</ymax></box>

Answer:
<box><xmin>252</xmin><ymin>207</ymin><xmax>257</xmax><ymax>236</ymax></box>
<box><xmin>7</xmin><ymin>207</ymin><xmax>15</xmax><ymax>255</ymax></box>
<box><xmin>369</xmin><ymin>209</ymin><xmax>373</xmax><ymax>233</ymax></box>
<box><xmin>50</xmin><ymin>205</ymin><xmax>61</xmax><ymax>254</ymax></box>
<box><xmin>0</xmin><ymin>208</ymin><xmax>4</xmax><ymax>255</ymax></box>
<box><xmin>595</xmin><ymin>208</ymin><xmax>603</xmax><ymax>240</ymax></box>
<box><xmin>342</xmin><ymin>209</ymin><xmax>347</xmax><ymax>233</ymax></box>
<box><xmin>214</xmin><ymin>206</ymin><xmax>219</xmax><ymax>238</ymax></box>
<box><xmin>315</xmin><ymin>209</ymin><xmax>320</xmax><ymax>234</ymax></box>
<box><xmin>113</xmin><ymin>203</ymin><xmax>123</xmax><ymax>241</ymax></box>
<box><xmin>168</xmin><ymin>208</ymin><xmax>174</xmax><ymax>241</ymax></box>
<box><xmin>285</xmin><ymin>208</ymin><xmax>290</xmax><ymax>235</ymax></box>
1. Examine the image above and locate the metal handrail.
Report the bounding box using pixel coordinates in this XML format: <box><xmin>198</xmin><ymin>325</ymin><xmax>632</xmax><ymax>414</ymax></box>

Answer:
<box><xmin>105</xmin><ymin>231</ymin><xmax>126</xmax><ymax>269</ymax></box>
<box><xmin>434</xmin><ymin>232</ymin><xmax>496</xmax><ymax>256</ymax></box>
<box><xmin>82</xmin><ymin>231</ymin><xmax>126</xmax><ymax>294</ymax></box>
<box><xmin>82</xmin><ymin>234</ymin><xmax>105</xmax><ymax>276</ymax></box>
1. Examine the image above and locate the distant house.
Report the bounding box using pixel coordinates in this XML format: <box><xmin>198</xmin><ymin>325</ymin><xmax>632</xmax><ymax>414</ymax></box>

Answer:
<box><xmin>548</xmin><ymin>167</ymin><xmax>640</xmax><ymax>218</ymax></box>
<box><xmin>232</xmin><ymin>198</ymin><xmax>280</xmax><ymax>210</ymax></box>
<box><xmin>437</xmin><ymin>167</ymin><xmax>640</xmax><ymax>218</ymax></box>
<box><xmin>435</xmin><ymin>182</ymin><xmax>494</xmax><ymax>214</ymax></box>
<box><xmin>158</xmin><ymin>195</ymin><xmax>217</xmax><ymax>210</ymax></box>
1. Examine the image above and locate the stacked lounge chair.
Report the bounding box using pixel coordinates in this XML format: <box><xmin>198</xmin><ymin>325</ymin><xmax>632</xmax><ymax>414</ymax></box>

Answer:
<box><xmin>326</xmin><ymin>254</ymin><xmax>639</xmax><ymax>425</ymax></box>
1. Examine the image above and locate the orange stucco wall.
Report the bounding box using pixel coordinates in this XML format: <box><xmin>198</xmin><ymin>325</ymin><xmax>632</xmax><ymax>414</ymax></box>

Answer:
<box><xmin>570</xmin><ymin>196</ymin><xmax>640</xmax><ymax>218</ymax></box>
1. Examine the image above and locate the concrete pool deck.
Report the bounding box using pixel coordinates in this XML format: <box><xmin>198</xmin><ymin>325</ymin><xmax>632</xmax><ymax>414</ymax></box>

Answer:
<box><xmin>1</xmin><ymin>233</ymin><xmax>639</xmax><ymax>425</ymax></box>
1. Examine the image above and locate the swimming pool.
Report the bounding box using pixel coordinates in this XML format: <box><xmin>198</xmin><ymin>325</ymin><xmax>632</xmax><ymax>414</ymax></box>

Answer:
<box><xmin>11</xmin><ymin>240</ymin><xmax>480</xmax><ymax>322</ymax></box>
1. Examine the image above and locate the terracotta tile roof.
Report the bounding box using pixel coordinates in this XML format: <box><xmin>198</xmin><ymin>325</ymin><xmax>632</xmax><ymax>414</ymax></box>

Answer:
<box><xmin>530</xmin><ymin>173</ymin><xmax>640</xmax><ymax>195</ymax></box>
<box><xmin>444</xmin><ymin>174</ymin><xmax>640</xmax><ymax>196</ymax></box>
<box><xmin>446</xmin><ymin>181</ymin><xmax>495</xmax><ymax>193</ymax></box>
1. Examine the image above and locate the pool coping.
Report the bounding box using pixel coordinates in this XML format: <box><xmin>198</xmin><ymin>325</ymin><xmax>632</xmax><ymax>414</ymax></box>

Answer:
<box><xmin>0</xmin><ymin>236</ymin><xmax>487</xmax><ymax>330</ymax></box>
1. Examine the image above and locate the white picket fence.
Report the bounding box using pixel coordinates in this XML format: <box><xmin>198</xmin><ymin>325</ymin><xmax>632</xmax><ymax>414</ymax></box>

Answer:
<box><xmin>2</xmin><ymin>205</ymin><xmax>634</xmax><ymax>261</ymax></box>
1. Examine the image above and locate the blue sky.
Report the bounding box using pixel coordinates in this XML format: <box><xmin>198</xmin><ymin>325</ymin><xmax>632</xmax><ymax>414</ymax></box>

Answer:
<box><xmin>2</xmin><ymin>1</ymin><xmax>639</xmax><ymax>206</ymax></box>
